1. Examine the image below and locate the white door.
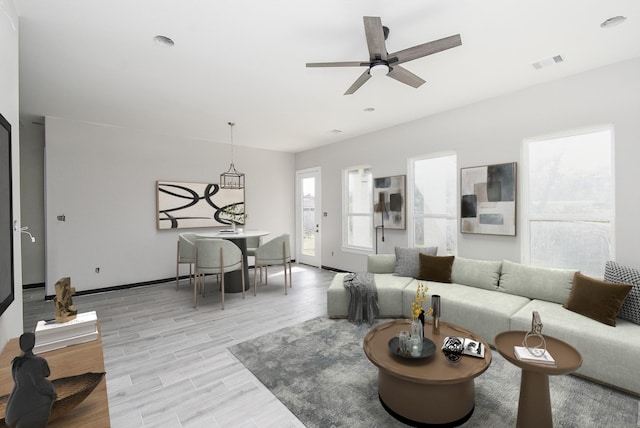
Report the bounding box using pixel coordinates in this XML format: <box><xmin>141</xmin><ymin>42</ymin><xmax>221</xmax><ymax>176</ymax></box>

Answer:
<box><xmin>296</xmin><ymin>167</ymin><xmax>321</xmax><ymax>267</ymax></box>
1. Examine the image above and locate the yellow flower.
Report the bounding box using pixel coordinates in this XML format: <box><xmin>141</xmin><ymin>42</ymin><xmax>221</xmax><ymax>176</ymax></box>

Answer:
<box><xmin>411</xmin><ymin>282</ymin><xmax>433</xmax><ymax>319</ymax></box>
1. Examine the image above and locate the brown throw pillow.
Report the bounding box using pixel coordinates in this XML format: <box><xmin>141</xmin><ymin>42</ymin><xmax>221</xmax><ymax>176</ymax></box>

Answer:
<box><xmin>563</xmin><ymin>272</ymin><xmax>632</xmax><ymax>326</ymax></box>
<box><xmin>417</xmin><ymin>254</ymin><xmax>455</xmax><ymax>283</ymax></box>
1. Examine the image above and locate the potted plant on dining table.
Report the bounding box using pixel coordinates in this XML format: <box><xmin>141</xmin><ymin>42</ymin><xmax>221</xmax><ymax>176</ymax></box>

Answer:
<box><xmin>220</xmin><ymin>204</ymin><xmax>247</xmax><ymax>231</ymax></box>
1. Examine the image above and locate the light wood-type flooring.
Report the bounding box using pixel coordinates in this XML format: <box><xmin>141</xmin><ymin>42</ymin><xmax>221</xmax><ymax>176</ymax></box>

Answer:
<box><xmin>22</xmin><ymin>263</ymin><xmax>337</xmax><ymax>427</ymax></box>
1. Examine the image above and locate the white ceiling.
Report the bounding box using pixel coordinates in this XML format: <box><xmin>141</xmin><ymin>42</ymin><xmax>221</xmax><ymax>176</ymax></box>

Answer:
<box><xmin>15</xmin><ymin>0</ymin><xmax>640</xmax><ymax>153</ymax></box>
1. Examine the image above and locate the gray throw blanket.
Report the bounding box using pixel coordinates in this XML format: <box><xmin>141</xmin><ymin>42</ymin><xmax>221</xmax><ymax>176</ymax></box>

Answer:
<box><xmin>343</xmin><ymin>272</ymin><xmax>379</xmax><ymax>324</ymax></box>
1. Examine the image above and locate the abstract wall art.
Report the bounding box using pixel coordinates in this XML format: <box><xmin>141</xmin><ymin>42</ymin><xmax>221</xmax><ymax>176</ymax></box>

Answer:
<box><xmin>373</xmin><ymin>175</ymin><xmax>406</xmax><ymax>230</ymax></box>
<box><xmin>460</xmin><ymin>162</ymin><xmax>516</xmax><ymax>236</ymax></box>
<box><xmin>156</xmin><ymin>181</ymin><xmax>245</xmax><ymax>230</ymax></box>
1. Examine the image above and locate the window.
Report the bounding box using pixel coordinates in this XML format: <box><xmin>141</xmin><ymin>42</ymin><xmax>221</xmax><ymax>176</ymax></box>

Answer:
<box><xmin>343</xmin><ymin>166</ymin><xmax>373</xmax><ymax>251</ymax></box>
<box><xmin>523</xmin><ymin>126</ymin><xmax>614</xmax><ymax>277</ymax></box>
<box><xmin>409</xmin><ymin>152</ymin><xmax>457</xmax><ymax>254</ymax></box>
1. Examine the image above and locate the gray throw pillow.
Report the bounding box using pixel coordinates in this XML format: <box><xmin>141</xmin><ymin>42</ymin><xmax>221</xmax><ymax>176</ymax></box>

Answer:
<box><xmin>604</xmin><ymin>261</ymin><xmax>640</xmax><ymax>325</ymax></box>
<box><xmin>394</xmin><ymin>246</ymin><xmax>438</xmax><ymax>278</ymax></box>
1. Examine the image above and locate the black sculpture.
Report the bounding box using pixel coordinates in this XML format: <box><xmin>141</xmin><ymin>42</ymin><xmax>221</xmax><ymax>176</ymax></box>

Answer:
<box><xmin>5</xmin><ymin>332</ymin><xmax>57</xmax><ymax>428</ymax></box>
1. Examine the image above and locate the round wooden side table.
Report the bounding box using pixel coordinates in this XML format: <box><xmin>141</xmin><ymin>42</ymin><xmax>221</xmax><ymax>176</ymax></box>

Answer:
<box><xmin>364</xmin><ymin>319</ymin><xmax>492</xmax><ymax>426</ymax></box>
<box><xmin>494</xmin><ymin>330</ymin><xmax>582</xmax><ymax>428</ymax></box>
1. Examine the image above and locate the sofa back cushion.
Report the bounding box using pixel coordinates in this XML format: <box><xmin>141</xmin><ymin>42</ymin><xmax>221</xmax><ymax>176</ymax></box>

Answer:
<box><xmin>499</xmin><ymin>259</ymin><xmax>576</xmax><ymax>304</ymax></box>
<box><xmin>393</xmin><ymin>246</ymin><xmax>438</xmax><ymax>277</ymax></box>
<box><xmin>417</xmin><ymin>254</ymin><xmax>455</xmax><ymax>283</ymax></box>
<box><xmin>604</xmin><ymin>261</ymin><xmax>640</xmax><ymax>325</ymax></box>
<box><xmin>367</xmin><ymin>254</ymin><xmax>396</xmax><ymax>274</ymax></box>
<box><xmin>451</xmin><ymin>257</ymin><xmax>502</xmax><ymax>290</ymax></box>
<box><xmin>564</xmin><ymin>272</ymin><xmax>632</xmax><ymax>326</ymax></box>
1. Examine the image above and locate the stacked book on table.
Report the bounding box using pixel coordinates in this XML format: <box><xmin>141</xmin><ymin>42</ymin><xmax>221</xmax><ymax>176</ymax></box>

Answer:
<box><xmin>34</xmin><ymin>311</ymin><xmax>99</xmax><ymax>354</ymax></box>
<box><xmin>513</xmin><ymin>346</ymin><xmax>556</xmax><ymax>366</ymax></box>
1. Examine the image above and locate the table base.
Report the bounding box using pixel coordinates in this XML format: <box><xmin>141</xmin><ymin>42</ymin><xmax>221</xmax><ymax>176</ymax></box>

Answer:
<box><xmin>378</xmin><ymin>370</ymin><xmax>475</xmax><ymax>427</ymax></box>
<box><xmin>224</xmin><ymin>270</ymin><xmax>250</xmax><ymax>293</ymax></box>
<box><xmin>517</xmin><ymin>369</ymin><xmax>552</xmax><ymax>428</ymax></box>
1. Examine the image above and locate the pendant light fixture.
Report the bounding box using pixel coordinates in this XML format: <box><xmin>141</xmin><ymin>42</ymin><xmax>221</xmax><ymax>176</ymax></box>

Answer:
<box><xmin>220</xmin><ymin>121</ymin><xmax>245</xmax><ymax>189</ymax></box>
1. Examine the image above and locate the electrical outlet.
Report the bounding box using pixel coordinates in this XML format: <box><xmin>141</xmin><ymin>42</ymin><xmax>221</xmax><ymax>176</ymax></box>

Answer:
<box><xmin>95</xmin><ymin>267</ymin><xmax>100</xmax><ymax>273</ymax></box>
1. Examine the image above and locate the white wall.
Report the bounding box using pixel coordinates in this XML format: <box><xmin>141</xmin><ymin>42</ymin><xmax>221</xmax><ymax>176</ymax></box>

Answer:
<box><xmin>0</xmin><ymin>0</ymin><xmax>23</xmax><ymax>347</ymax></box>
<box><xmin>295</xmin><ymin>58</ymin><xmax>640</xmax><ymax>273</ymax></box>
<box><xmin>45</xmin><ymin>117</ymin><xmax>295</xmax><ymax>295</ymax></box>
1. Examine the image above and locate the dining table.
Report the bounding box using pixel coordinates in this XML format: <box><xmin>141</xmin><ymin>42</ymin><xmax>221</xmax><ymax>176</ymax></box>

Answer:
<box><xmin>196</xmin><ymin>229</ymin><xmax>270</xmax><ymax>292</ymax></box>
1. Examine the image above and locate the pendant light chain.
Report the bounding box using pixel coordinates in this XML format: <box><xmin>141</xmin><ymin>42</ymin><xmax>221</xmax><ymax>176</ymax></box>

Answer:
<box><xmin>228</xmin><ymin>121</ymin><xmax>235</xmax><ymax>165</ymax></box>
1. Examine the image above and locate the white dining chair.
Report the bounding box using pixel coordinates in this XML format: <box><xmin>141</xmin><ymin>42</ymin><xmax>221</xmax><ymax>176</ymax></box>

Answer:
<box><xmin>194</xmin><ymin>238</ymin><xmax>245</xmax><ymax>309</ymax></box>
<box><xmin>253</xmin><ymin>233</ymin><xmax>292</xmax><ymax>295</ymax></box>
<box><xmin>176</xmin><ymin>233</ymin><xmax>198</xmax><ymax>290</ymax></box>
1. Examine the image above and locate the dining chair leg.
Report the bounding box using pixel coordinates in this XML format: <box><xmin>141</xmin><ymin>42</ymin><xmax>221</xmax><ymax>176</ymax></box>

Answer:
<box><xmin>176</xmin><ymin>242</ymin><xmax>180</xmax><ymax>290</ymax></box>
<box><xmin>193</xmin><ymin>273</ymin><xmax>199</xmax><ymax>308</ymax></box>
<box><xmin>253</xmin><ymin>266</ymin><xmax>262</xmax><ymax>296</ymax></box>
<box><xmin>241</xmin><ymin>260</ymin><xmax>246</xmax><ymax>300</ymax></box>
<box><xmin>283</xmin><ymin>261</ymin><xmax>288</xmax><ymax>295</ymax></box>
<box><xmin>220</xmin><ymin>249</ymin><xmax>225</xmax><ymax>310</ymax></box>
<box><xmin>220</xmin><ymin>274</ymin><xmax>225</xmax><ymax>309</ymax></box>
<box><xmin>288</xmin><ymin>261</ymin><xmax>292</xmax><ymax>288</ymax></box>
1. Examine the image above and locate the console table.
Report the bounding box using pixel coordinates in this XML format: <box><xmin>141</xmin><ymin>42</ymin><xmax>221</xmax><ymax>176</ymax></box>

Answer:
<box><xmin>0</xmin><ymin>324</ymin><xmax>109</xmax><ymax>427</ymax></box>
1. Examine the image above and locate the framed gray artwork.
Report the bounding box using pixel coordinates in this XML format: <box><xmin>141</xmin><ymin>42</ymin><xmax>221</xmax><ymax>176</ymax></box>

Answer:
<box><xmin>373</xmin><ymin>175</ymin><xmax>406</xmax><ymax>230</ymax></box>
<box><xmin>460</xmin><ymin>162</ymin><xmax>516</xmax><ymax>236</ymax></box>
<box><xmin>156</xmin><ymin>181</ymin><xmax>245</xmax><ymax>229</ymax></box>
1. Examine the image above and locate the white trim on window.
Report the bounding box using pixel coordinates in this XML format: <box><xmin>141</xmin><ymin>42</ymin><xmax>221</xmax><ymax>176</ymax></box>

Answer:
<box><xmin>342</xmin><ymin>165</ymin><xmax>373</xmax><ymax>254</ymax></box>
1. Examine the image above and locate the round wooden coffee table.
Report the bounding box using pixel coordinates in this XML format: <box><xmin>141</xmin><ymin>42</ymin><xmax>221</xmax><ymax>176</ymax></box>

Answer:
<box><xmin>363</xmin><ymin>319</ymin><xmax>492</xmax><ymax>426</ymax></box>
<box><xmin>494</xmin><ymin>331</ymin><xmax>582</xmax><ymax>428</ymax></box>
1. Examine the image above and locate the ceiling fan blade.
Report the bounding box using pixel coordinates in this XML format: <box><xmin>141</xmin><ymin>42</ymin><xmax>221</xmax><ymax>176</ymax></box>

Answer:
<box><xmin>387</xmin><ymin>65</ymin><xmax>426</xmax><ymax>88</ymax></box>
<box><xmin>306</xmin><ymin>61</ymin><xmax>369</xmax><ymax>68</ymax></box>
<box><xmin>344</xmin><ymin>69</ymin><xmax>372</xmax><ymax>95</ymax></box>
<box><xmin>388</xmin><ymin>34</ymin><xmax>461</xmax><ymax>65</ymax></box>
<box><xmin>363</xmin><ymin>16</ymin><xmax>387</xmax><ymax>61</ymax></box>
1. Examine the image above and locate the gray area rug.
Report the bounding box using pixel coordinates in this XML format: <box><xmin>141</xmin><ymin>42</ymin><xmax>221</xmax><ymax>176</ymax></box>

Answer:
<box><xmin>229</xmin><ymin>318</ymin><xmax>640</xmax><ymax>427</ymax></box>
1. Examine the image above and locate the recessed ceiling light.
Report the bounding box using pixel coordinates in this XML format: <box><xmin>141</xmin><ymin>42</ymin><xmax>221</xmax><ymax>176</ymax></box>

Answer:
<box><xmin>330</xmin><ymin>129</ymin><xmax>342</xmax><ymax>134</ymax></box>
<box><xmin>364</xmin><ymin>107</ymin><xmax>375</xmax><ymax>112</ymax></box>
<box><xmin>601</xmin><ymin>16</ymin><xmax>627</xmax><ymax>28</ymax></box>
<box><xmin>153</xmin><ymin>35</ymin><xmax>175</xmax><ymax>47</ymax></box>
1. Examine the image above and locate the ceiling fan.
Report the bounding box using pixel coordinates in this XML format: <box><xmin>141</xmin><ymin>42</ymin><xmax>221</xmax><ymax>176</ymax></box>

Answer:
<box><xmin>306</xmin><ymin>16</ymin><xmax>462</xmax><ymax>95</ymax></box>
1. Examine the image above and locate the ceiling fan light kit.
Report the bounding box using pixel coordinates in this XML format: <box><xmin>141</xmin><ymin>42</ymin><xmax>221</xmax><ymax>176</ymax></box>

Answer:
<box><xmin>370</xmin><ymin>63</ymin><xmax>389</xmax><ymax>76</ymax></box>
<box><xmin>306</xmin><ymin>16</ymin><xmax>462</xmax><ymax>95</ymax></box>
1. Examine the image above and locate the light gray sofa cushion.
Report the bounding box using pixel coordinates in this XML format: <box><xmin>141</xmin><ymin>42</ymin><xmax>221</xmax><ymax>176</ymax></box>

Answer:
<box><xmin>451</xmin><ymin>257</ymin><xmax>502</xmax><ymax>291</ymax></box>
<box><xmin>367</xmin><ymin>254</ymin><xmax>396</xmax><ymax>274</ymax></box>
<box><xmin>327</xmin><ymin>272</ymin><xmax>413</xmax><ymax>318</ymax></box>
<box><xmin>402</xmin><ymin>280</ymin><xmax>530</xmax><ymax>344</ymax></box>
<box><xmin>393</xmin><ymin>246</ymin><xmax>438</xmax><ymax>277</ymax></box>
<box><xmin>499</xmin><ymin>259</ymin><xmax>576</xmax><ymax>304</ymax></box>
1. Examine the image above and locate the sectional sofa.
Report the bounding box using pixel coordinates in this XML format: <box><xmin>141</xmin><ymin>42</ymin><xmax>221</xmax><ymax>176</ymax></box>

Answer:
<box><xmin>327</xmin><ymin>253</ymin><xmax>640</xmax><ymax>396</ymax></box>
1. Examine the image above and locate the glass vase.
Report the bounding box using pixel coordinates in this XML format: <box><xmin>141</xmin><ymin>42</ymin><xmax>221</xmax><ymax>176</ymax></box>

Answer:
<box><xmin>410</xmin><ymin>319</ymin><xmax>423</xmax><ymax>354</ymax></box>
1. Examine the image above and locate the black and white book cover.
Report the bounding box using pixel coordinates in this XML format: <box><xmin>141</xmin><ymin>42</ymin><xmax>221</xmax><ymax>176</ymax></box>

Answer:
<box><xmin>442</xmin><ymin>336</ymin><xmax>485</xmax><ymax>358</ymax></box>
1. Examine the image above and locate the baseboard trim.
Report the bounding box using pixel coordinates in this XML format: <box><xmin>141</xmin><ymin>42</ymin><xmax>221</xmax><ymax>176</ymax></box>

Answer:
<box><xmin>42</xmin><ymin>263</ymin><xmax>303</xmax><ymax>300</ymax></box>
<box><xmin>320</xmin><ymin>265</ymin><xmax>348</xmax><ymax>273</ymax></box>
<box><xmin>23</xmin><ymin>282</ymin><xmax>45</xmax><ymax>289</ymax></box>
